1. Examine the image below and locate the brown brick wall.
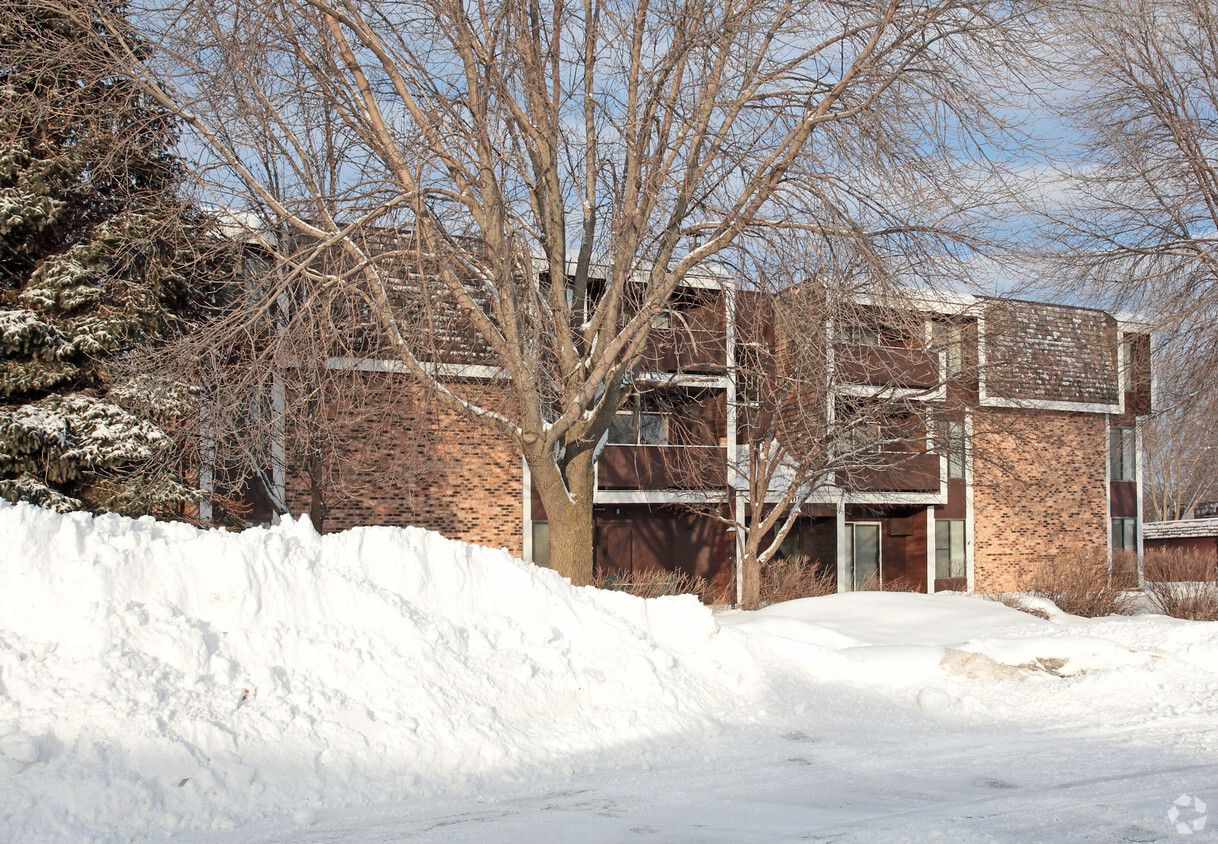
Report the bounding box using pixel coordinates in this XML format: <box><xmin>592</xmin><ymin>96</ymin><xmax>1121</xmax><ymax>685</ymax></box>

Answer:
<box><xmin>285</xmin><ymin>377</ymin><xmax>523</xmax><ymax>555</ymax></box>
<box><xmin>972</xmin><ymin>408</ymin><xmax>1107</xmax><ymax>591</ymax></box>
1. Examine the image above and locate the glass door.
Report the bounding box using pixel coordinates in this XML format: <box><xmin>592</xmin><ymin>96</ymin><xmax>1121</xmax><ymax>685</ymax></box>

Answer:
<box><xmin>845</xmin><ymin>522</ymin><xmax>881</xmax><ymax>590</ymax></box>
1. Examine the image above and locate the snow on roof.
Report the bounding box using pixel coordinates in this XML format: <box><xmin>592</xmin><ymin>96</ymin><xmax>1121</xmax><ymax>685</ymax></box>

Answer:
<box><xmin>1143</xmin><ymin>517</ymin><xmax>1218</xmax><ymax>540</ymax></box>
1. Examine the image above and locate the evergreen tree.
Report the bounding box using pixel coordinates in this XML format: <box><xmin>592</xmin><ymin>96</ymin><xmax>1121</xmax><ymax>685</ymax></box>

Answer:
<box><xmin>0</xmin><ymin>0</ymin><xmax>217</xmax><ymax>514</ymax></box>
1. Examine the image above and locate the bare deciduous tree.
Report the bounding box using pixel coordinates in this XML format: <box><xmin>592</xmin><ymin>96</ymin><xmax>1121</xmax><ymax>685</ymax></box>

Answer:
<box><xmin>1045</xmin><ymin>0</ymin><xmax>1218</xmax><ymax>397</ymax></box>
<box><xmin>1142</xmin><ymin>368</ymin><xmax>1218</xmax><ymax>522</ymax></box>
<box><xmin>166</xmin><ymin>225</ymin><xmax>450</xmax><ymax>532</ymax></box>
<box><xmin>680</xmin><ymin>257</ymin><xmax>954</xmax><ymax>608</ymax></box>
<box><xmin>95</xmin><ymin>0</ymin><xmax>1041</xmax><ymax>583</ymax></box>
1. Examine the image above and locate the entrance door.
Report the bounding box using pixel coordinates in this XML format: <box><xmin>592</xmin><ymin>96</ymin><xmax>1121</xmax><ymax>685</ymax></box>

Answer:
<box><xmin>845</xmin><ymin>522</ymin><xmax>881</xmax><ymax>590</ymax></box>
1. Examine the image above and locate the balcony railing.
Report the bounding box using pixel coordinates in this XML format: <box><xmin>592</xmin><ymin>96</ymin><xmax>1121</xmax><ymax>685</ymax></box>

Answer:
<box><xmin>598</xmin><ymin>444</ymin><xmax>727</xmax><ymax>490</ymax></box>
<box><xmin>641</xmin><ymin>328</ymin><xmax>727</xmax><ymax>373</ymax></box>
<box><xmin>837</xmin><ymin>451</ymin><xmax>941</xmax><ymax>492</ymax></box>
<box><xmin>835</xmin><ymin>344</ymin><xmax>939</xmax><ymax>389</ymax></box>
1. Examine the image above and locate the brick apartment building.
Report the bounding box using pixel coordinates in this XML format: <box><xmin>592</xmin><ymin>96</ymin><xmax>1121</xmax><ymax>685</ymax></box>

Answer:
<box><xmin>264</xmin><ymin>272</ymin><xmax>1152</xmax><ymax>603</ymax></box>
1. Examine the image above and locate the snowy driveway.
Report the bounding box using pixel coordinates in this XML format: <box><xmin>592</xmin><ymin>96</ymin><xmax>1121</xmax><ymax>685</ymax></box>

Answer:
<box><xmin>221</xmin><ymin>706</ymin><xmax>1218</xmax><ymax>843</ymax></box>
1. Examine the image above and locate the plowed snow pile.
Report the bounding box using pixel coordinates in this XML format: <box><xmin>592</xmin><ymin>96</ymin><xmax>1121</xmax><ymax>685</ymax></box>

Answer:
<box><xmin>0</xmin><ymin>503</ymin><xmax>738</xmax><ymax>840</ymax></box>
<box><xmin>2</xmin><ymin>502</ymin><xmax>1217</xmax><ymax>842</ymax></box>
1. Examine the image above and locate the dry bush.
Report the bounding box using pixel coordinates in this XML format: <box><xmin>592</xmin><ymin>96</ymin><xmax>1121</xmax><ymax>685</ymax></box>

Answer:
<box><xmin>759</xmin><ymin>558</ymin><xmax>923</xmax><ymax>604</ymax></box>
<box><xmin>1111</xmin><ymin>549</ymin><xmax>1140</xmax><ymax>589</ymax></box>
<box><xmin>878</xmin><ymin>576</ymin><xmax>924</xmax><ymax>593</ymax></box>
<box><xmin>593</xmin><ymin>569</ymin><xmax>713</xmax><ymax>603</ymax></box>
<box><xmin>1026</xmin><ymin>546</ymin><xmax>1137</xmax><ymax>617</ymax></box>
<box><xmin>847</xmin><ymin>571</ymin><xmax>925</xmax><ymax>593</ymax></box>
<box><xmin>759</xmin><ymin>556</ymin><xmax>837</xmax><ymax>604</ymax></box>
<box><xmin>1144</xmin><ymin>549</ymin><xmax>1218</xmax><ymax>621</ymax></box>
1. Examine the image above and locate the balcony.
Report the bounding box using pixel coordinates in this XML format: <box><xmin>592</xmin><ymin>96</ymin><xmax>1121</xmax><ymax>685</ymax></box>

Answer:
<box><xmin>641</xmin><ymin>328</ymin><xmax>727</xmax><ymax>373</ymax></box>
<box><xmin>598</xmin><ymin>444</ymin><xmax>727</xmax><ymax>490</ymax></box>
<box><xmin>835</xmin><ymin>344</ymin><xmax>939</xmax><ymax>389</ymax></box>
<box><xmin>837</xmin><ymin>451</ymin><xmax>941</xmax><ymax>493</ymax></box>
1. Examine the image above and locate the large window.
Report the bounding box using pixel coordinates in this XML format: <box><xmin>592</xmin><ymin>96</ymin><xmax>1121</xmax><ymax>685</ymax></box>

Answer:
<box><xmin>932</xmin><ymin>321</ymin><xmax>965</xmax><ymax>378</ymax></box>
<box><xmin>935</xmin><ymin>519</ymin><xmax>966</xmax><ymax>579</ymax></box>
<box><xmin>1110</xmin><ymin>425</ymin><xmax>1136</xmax><ymax>481</ymax></box>
<box><xmin>1111</xmin><ymin>517</ymin><xmax>1136</xmax><ymax>553</ymax></box>
<box><xmin>608</xmin><ymin>410</ymin><xmax>668</xmax><ymax>445</ymax></box>
<box><xmin>835</xmin><ymin>321</ymin><xmax>880</xmax><ymax>346</ymax></box>
<box><xmin>936</xmin><ymin>418</ymin><xmax>966</xmax><ymax>480</ymax></box>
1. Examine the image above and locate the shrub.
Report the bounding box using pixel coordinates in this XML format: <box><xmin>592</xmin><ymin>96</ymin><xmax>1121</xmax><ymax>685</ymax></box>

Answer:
<box><xmin>759</xmin><ymin>555</ymin><xmax>837</xmax><ymax>604</ymax></box>
<box><xmin>1025</xmin><ymin>545</ymin><xmax>1137</xmax><ymax>617</ymax></box>
<box><xmin>1111</xmin><ymin>549</ymin><xmax>1140</xmax><ymax>589</ymax></box>
<box><xmin>858</xmin><ymin>574</ymin><xmax>924</xmax><ymax>593</ymax></box>
<box><xmin>1144</xmin><ymin>549</ymin><xmax>1218</xmax><ymax>621</ymax></box>
<box><xmin>593</xmin><ymin>568</ymin><xmax>716</xmax><ymax>603</ymax></box>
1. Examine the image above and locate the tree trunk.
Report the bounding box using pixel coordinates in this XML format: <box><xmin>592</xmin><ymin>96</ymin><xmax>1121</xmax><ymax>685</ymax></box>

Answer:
<box><xmin>529</xmin><ymin>446</ymin><xmax>597</xmax><ymax>586</ymax></box>
<box><xmin>307</xmin><ymin>445</ymin><xmax>327</xmax><ymax>533</ymax></box>
<box><xmin>547</xmin><ymin>500</ymin><xmax>596</xmax><ymax>586</ymax></box>
<box><xmin>740</xmin><ymin>544</ymin><xmax>762</xmax><ymax>611</ymax></box>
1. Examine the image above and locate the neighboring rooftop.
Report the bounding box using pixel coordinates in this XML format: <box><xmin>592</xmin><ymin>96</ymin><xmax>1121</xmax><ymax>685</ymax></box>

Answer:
<box><xmin>1143</xmin><ymin>518</ymin><xmax>1218</xmax><ymax>540</ymax></box>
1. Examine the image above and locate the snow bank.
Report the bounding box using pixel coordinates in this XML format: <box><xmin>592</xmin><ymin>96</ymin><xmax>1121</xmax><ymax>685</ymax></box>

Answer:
<box><xmin>722</xmin><ymin>590</ymin><xmax>1218</xmax><ymax>725</ymax></box>
<box><xmin>3</xmin><ymin>502</ymin><xmax>1218</xmax><ymax>842</ymax></box>
<box><xmin>0</xmin><ymin>503</ymin><xmax>734</xmax><ymax>841</ymax></box>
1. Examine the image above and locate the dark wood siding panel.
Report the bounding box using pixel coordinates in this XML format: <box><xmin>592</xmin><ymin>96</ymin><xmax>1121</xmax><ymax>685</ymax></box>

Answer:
<box><xmin>839</xmin><ymin>451</ymin><xmax>941</xmax><ymax>492</ymax></box>
<box><xmin>1125</xmin><ymin>333</ymin><xmax>1153</xmax><ymax>415</ymax></box>
<box><xmin>882</xmin><ymin>510</ymin><xmax>928</xmax><ymax>592</ymax></box>
<box><xmin>1110</xmin><ymin>481</ymin><xmax>1137</xmax><ymax>518</ymax></box>
<box><xmin>598</xmin><ymin>445</ymin><xmax>726</xmax><ymax>489</ymax></box>
<box><xmin>835</xmin><ymin>344</ymin><xmax>939</xmax><ymax>388</ymax></box>
<box><xmin>936</xmin><ymin>479</ymin><xmax>967</xmax><ymax>519</ymax></box>
<box><xmin>593</xmin><ymin>505</ymin><xmax>732</xmax><ymax>598</ymax></box>
<box><xmin>599</xmin><ymin>523</ymin><xmax>633</xmax><ymax>574</ymax></box>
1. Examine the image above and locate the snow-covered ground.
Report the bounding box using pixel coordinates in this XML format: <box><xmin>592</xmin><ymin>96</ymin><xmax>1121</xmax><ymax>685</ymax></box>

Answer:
<box><xmin>1</xmin><ymin>502</ymin><xmax>1217</xmax><ymax>842</ymax></box>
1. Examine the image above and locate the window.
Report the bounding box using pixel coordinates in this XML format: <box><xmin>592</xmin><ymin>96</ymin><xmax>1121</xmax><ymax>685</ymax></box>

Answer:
<box><xmin>935</xmin><ymin>519</ymin><xmax>966</xmax><ymax>579</ymax></box>
<box><xmin>1121</xmin><ymin>338</ymin><xmax>1135</xmax><ymax>392</ymax></box>
<box><xmin>607</xmin><ymin>409</ymin><xmax>668</xmax><ymax>445</ymax></box>
<box><xmin>835</xmin><ymin>321</ymin><xmax>880</xmax><ymax>346</ymax></box>
<box><xmin>1111</xmin><ymin>517</ymin><xmax>1136</xmax><ymax>553</ymax></box>
<box><xmin>936</xmin><ymin>418</ymin><xmax>966</xmax><ymax>480</ymax></box>
<box><xmin>932</xmin><ymin>322</ymin><xmax>965</xmax><ymax>378</ymax></box>
<box><xmin>844</xmin><ymin>522</ymin><xmax>881</xmax><ymax>590</ymax></box>
<box><xmin>1110</xmin><ymin>425</ymin><xmax>1135</xmax><ymax>481</ymax></box>
<box><xmin>842</xmin><ymin>416</ymin><xmax>882</xmax><ymax>455</ymax></box>
<box><xmin>531</xmin><ymin>521</ymin><xmax>550</xmax><ymax>568</ymax></box>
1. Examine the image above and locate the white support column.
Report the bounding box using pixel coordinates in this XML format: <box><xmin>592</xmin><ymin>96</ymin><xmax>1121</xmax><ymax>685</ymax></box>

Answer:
<box><xmin>522</xmin><ymin>457</ymin><xmax>533</xmax><ymax>562</ymax></box>
<box><xmin>734</xmin><ymin>489</ymin><xmax>746</xmax><ymax>607</ymax></box>
<box><xmin>835</xmin><ymin>494</ymin><xmax>848</xmax><ymax>593</ymax></box>
<box><xmin>1135</xmin><ymin>420</ymin><xmax>1145</xmax><ymax>587</ymax></box>
<box><xmin>271</xmin><ymin>288</ymin><xmax>290</xmax><ymax>513</ymax></box>
<box><xmin>271</xmin><ymin>373</ymin><xmax>287</xmax><ymax>507</ymax></box>
<box><xmin>724</xmin><ymin>281</ymin><xmax>741</xmax><ymax>606</ymax></box>
<box><xmin>976</xmin><ymin>314</ymin><xmax>988</xmax><ymax>402</ymax></box>
<box><xmin>925</xmin><ymin>507</ymin><xmax>936</xmax><ymax>593</ymax></box>
<box><xmin>1104</xmin><ymin>420</ymin><xmax>1113</xmax><ymax>565</ymax></box>
<box><xmin>964</xmin><ymin>411</ymin><xmax>976</xmax><ymax>593</ymax></box>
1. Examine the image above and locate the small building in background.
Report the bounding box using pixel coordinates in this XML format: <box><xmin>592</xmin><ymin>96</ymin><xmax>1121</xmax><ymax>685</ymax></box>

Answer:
<box><xmin>1143</xmin><ymin>518</ymin><xmax>1218</xmax><ymax>566</ymax></box>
